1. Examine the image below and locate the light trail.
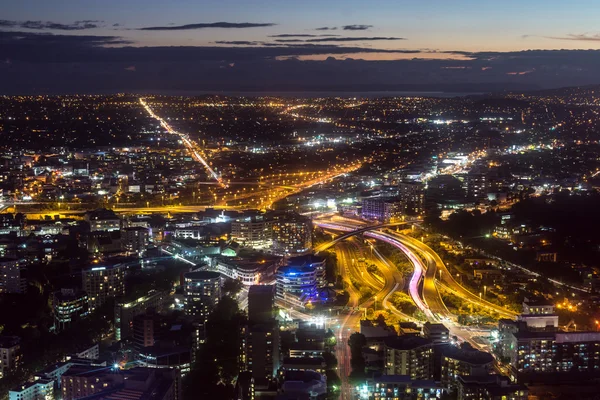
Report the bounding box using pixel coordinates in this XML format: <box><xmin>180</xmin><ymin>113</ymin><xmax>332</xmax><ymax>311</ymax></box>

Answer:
<box><xmin>139</xmin><ymin>98</ymin><xmax>226</xmax><ymax>188</ymax></box>
<box><xmin>315</xmin><ymin>222</ymin><xmax>433</xmax><ymax>319</ymax></box>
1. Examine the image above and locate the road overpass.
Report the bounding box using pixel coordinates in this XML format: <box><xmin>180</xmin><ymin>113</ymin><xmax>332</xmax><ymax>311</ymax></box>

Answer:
<box><xmin>314</xmin><ymin>221</ymin><xmax>517</xmax><ymax>320</ymax></box>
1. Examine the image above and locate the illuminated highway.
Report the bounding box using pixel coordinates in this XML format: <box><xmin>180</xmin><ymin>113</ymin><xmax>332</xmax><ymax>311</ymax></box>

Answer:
<box><xmin>140</xmin><ymin>98</ymin><xmax>225</xmax><ymax>187</ymax></box>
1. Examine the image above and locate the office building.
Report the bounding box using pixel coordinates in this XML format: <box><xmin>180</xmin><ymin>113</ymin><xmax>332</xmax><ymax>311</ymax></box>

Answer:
<box><xmin>384</xmin><ymin>336</ymin><xmax>433</xmax><ymax>380</ymax></box>
<box><xmin>423</xmin><ymin>322</ymin><xmax>450</xmax><ymax>344</ymax></box>
<box><xmin>0</xmin><ymin>258</ymin><xmax>27</xmax><ymax>294</ymax></box>
<box><xmin>0</xmin><ymin>336</ymin><xmax>22</xmax><ymax>379</ymax></box>
<box><xmin>212</xmin><ymin>256</ymin><xmax>281</xmax><ymax>286</ymax></box>
<box><xmin>287</xmin><ymin>254</ymin><xmax>326</xmax><ymax>287</ymax></box>
<box><xmin>121</xmin><ymin>226</ymin><xmax>150</xmax><ymax>255</ymax></box>
<box><xmin>82</xmin><ymin>264</ymin><xmax>126</xmax><ymax>312</ymax></box>
<box><xmin>52</xmin><ymin>289</ymin><xmax>89</xmax><ymax>332</ymax></box>
<box><xmin>275</xmin><ymin>264</ymin><xmax>318</xmax><ymax>308</ymax></box>
<box><xmin>114</xmin><ymin>290</ymin><xmax>168</xmax><ymax>341</ymax></box>
<box><xmin>183</xmin><ymin>270</ymin><xmax>221</xmax><ymax>321</ymax></box>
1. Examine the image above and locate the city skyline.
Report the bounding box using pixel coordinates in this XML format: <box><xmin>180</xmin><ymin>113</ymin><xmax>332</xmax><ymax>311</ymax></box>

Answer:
<box><xmin>3</xmin><ymin>1</ymin><xmax>600</xmax><ymax>92</ymax></box>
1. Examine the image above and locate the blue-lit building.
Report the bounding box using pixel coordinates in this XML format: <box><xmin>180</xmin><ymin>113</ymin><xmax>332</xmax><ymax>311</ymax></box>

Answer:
<box><xmin>287</xmin><ymin>254</ymin><xmax>327</xmax><ymax>287</ymax></box>
<box><xmin>276</xmin><ymin>264</ymin><xmax>318</xmax><ymax>308</ymax></box>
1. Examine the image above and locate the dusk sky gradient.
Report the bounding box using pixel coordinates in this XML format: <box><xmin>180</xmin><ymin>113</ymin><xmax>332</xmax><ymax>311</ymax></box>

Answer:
<box><xmin>3</xmin><ymin>0</ymin><xmax>600</xmax><ymax>93</ymax></box>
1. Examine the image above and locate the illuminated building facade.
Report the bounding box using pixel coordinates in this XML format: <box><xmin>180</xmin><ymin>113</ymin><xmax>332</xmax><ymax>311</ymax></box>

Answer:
<box><xmin>52</xmin><ymin>289</ymin><xmax>89</xmax><ymax>332</ymax></box>
<box><xmin>183</xmin><ymin>270</ymin><xmax>221</xmax><ymax>321</ymax></box>
<box><xmin>275</xmin><ymin>264</ymin><xmax>318</xmax><ymax>308</ymax></box>
<box><xmin>384</xmin><ymin>336</ymin><xmax>434</xmax><ymax>380</ymax></box>
<box><xmin>81</xmin><ymin>264</ymin><xmax>126</xmax><ymax>312</ymax></box>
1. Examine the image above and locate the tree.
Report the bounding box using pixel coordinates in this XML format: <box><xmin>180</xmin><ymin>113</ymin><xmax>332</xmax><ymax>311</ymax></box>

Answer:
<box><xmin>348</xmin><ymin>332</ymin><xmax>367</xmax><ymax>382</ymax></box>
<box><xmin>222</xmin><ymin>278</ymin><xmax>243</xmax><ymax>296</ymax></box>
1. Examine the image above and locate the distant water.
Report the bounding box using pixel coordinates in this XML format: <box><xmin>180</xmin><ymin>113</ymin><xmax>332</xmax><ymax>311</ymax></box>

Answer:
<box><xmin>133</xmin><ymin>90</ymin><xmax>481</xmax><ymax>99</ymax></box>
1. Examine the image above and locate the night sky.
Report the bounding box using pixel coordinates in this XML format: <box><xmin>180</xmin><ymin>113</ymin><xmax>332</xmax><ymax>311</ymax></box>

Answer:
<box><xmin>3</xmin><ymin>0</ymin><xmax>600</xmax><ymax>93</ymax></box>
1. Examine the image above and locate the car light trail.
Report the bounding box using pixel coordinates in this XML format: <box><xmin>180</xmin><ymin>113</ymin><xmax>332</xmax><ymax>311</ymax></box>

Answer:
<box><xmin>140</xmin><ymin>98</ymin><xmax>226</xmax><ymax>188</ymax></box>
<box><xmin>314</xmin><ymin>221</ymin><xmax>433</xmax><ymax>319</ymax></box>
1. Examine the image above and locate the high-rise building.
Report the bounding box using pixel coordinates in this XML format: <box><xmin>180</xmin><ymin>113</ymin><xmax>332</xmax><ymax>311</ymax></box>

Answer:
<box><xmin>496</xmin><ymin>299</ymin><xmax>600</xmax><ymax>383</ymax></box>
<box><xmin>132</xmin><ymin>312</ymin><xmax>165</xmax><ymax>353</ymax></box>
<box><xmin>248</xmin><ymin>285</ymin><xmax>275</xmax><ymax>324</ymax></box>
<box><xmin>0</xmin><ymin>258</ymin><xmax>27</xmax><ymax>294</ymax></box>
<box><xmin>114</xmin><ymin>290</ymin><xmax>168</xmax><ymax>341</ymax></box>
<box><xmin>271</xmin><ymin>216</ymin><xmax>312</xmax><ymax>255</ymax></box>
<box><xmin>438</xmin><ymin>344</ymin><xmax>494</xmax><ymax>389</ymax></box>
<box><xmin>398</xmin><ymin>180</ymin><xmax>425</xmax><ymax>215</ymax></box>
<box><xmin>121</xmin><ymin>226</ymin><xmax>150</xmax><ymax>255</ymax></box>
<box><xmin>0</xmin><ymin>336</ymin><xmax>22</xmax><ymax>379</ymax></box>
<box><xmin>508</xmin><ymin>330</ymin><xmax>600</xmax><ymax>379</ymax></box>
<box><xmin>244</xmin><ymin>284</ymin><xmax>280</xmax><ymax>389</ymax></box>
<box><xmin>82</xmin><ymin>264</ymin><xmax>126</xmax><ymax>312</ymax></box>
<box><xmin>384</xmin><ymin>336</ymin><xmax>433</xmax><ymax>380</ymax></box>
<box><xmin>231</xmin><ymin>218</ymin><xmax>272</xmax><ymax>248</ymax></box>
<box><xmin>183</xmin><ymin>270</ymin><xmax>221</xmax><ymax>321</ymax></box>
<box><xmin>52</xmin><ymin>288</ymin><xmax>89</xmax><ymax>332</ymax></box>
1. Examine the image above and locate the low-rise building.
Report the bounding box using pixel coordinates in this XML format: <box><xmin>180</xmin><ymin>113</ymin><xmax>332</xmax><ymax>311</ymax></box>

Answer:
<box><xmin>457</xmin><ymin>374</ymin><xmax>528</xmax><ymax>400</ymax></box>
<box><xmin>423</xmin><ymin>322</ymin><xmax>449</xmax><ymax>344</ymax></box>
<box><xmin>85</xmin><ymin>209</ymin><xmax>120</xmax><ymax>232</ymax></box>
<box><xmin>9</xmin><ymin>379</ymin><xmax>54</xmax><ymax>400</ymax></box>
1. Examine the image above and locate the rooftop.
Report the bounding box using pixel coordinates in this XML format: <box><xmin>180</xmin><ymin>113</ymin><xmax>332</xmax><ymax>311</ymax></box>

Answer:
<box><xmin>384</xmin><ymin>335</ymin><xmax>432</xmax><ymax>351</ymax></box>
<box><xmin>184</xmin><ymin>270</ymin><xmax>221</xmax><ymax>280</ymax></box>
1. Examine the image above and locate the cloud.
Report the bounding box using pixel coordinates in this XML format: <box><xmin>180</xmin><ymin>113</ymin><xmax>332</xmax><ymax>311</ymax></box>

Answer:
<box><xmin>138</xmin><ymin>22</ymin><xmax>276</xmax><ymax>31</ymax></box>
<box><xmin>2</xmin><ymin>31</ymin><xmax>600</xmax><ymax>94</ymax></box>
<box><xmin>268</xmin><ymin>34</ymin><xmax>338</xmax><ymax>38</ymax></box>
<box><xmin>0</xmin><ymin>30</ymin><xmax>131</xmax><ymax>50</ymax></box>
<box><xmin>0</xmin><ymin>19</ymin><xmax>101</xmax><ymax>30</ymax></box>
<box><xmin>124</xmin><ymin>65</ymin><xmax>136</xmax><ymax>71</ymax></box>
<box><xmin>545</xmin><ymin>33</ymin><xmax>600</xmax><ymax>41</ymax></box>
<box><xmin>309</xmin><ymin>36</ymin><xmax>405</xmax><ymax>43</ymax></box>
<box><xmin>215</xmin><ymin>40</ymin><xmax>263</xmax><ymax>45</ymax></box>
<box><xmin>342</xmin><ymin>24</ymin><xmax>372</xmax><ymax>31</ymax></box>
<box><xmin>315</xmin><ymin>26</ymin><xmax>337</xmax><ymax>31</ymax></box>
